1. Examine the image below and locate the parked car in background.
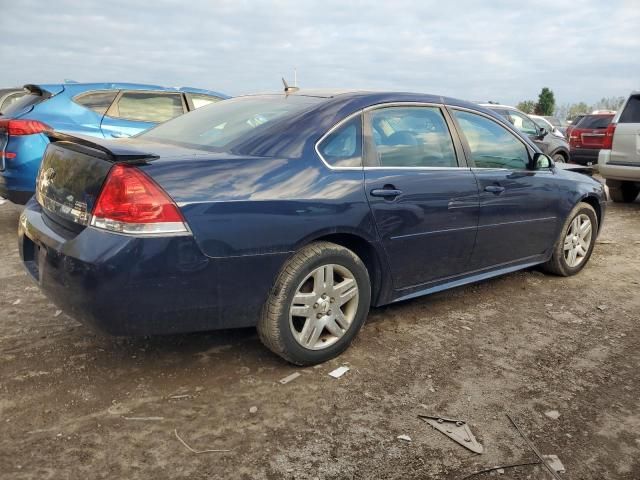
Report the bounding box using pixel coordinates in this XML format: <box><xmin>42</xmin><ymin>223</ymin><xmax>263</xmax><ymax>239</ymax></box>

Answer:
<box><xmin>565</xmin><ymin>114</ymin><xmax>587</xmax><ymax>140</ymax></box>
<box><xmin>481</xmin><ymin>104</ymin><xmax>570</xmax><ymax>162</ymax></box>
<box><xmin>0</xmin><ymin>88</ymin><xmax>26</xmax><ymax>114</ymax></box>
<box><xmin>530</xmin><ymin>114</ymin><xmax>566</xmax><ymax>138</ymax></box>
<box><xmin>598</xmin><ymin>91</ymin><xmax>640</xmax><ymax>202</ymax></box>
<box><xmin>19</xmin><ymin>90</ymin><xmax>605</xmax><ymax>365</ymax></box>
<box><xmin>0</xmin><ymin>83</ymin><xmax>228</xmax><ymax>203</ymax></box>
<box><xmin>568</xmin><ymin>113</ymin><xmax>614</xmax><ymax>166</ymax></box>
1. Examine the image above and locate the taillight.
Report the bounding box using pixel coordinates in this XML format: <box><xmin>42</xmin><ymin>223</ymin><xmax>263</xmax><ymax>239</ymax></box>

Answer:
<box><xmin>603</xmin><ymin>123</ymin><xmax>616</xmax><ymax>150</ymax></box>
<box><xmin>91</xmin><ymin>164</ymin><xmax>188</xmax><ymax>235</ymax></box>
<box><xmin>0</xmin><ymin>119</ymin><xmax>52</xmax><ymax>136</ymax></box>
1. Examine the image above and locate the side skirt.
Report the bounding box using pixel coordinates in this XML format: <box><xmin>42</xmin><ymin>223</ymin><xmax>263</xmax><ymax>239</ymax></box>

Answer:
<box><xmin>390</xmin><ymin>255</ymin><xmax>547</xmax><ymax>304</ymax></box>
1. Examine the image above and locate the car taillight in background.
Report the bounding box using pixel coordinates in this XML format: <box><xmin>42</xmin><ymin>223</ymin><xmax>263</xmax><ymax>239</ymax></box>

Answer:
<box><xmin>0</xmin><ymin>119</ymin><xmax>51</xmax><ymax>136</ymax></box>
<box><xmin>91</xmin><ymin>164</ymin><xmax>188</xmax><ymax>235</ymax></box>
<box><xmin>602</xmin><ymin>123</ymin><xmax>616</xmax><ymax>150</ymax></box>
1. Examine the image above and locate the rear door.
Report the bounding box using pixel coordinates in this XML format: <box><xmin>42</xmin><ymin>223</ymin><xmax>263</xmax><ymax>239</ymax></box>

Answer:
<box><xmin>611</xmin><ymin>95</ymin><xmax>640</xmax><ymax>166</ymax></box>
<box><xmin>363</xmin><ymin>104</ymin><xmax>479</xmax><ymax>290</ymax></box>
<box><xmin>449</xmin><ymin>107</ymin><xmax>559</xmax><ymax>268</ymax></box>
<box><xmin>100</xmin><ymin>91</ymin><xmax>187</xmax><ymax>138</ymax></box>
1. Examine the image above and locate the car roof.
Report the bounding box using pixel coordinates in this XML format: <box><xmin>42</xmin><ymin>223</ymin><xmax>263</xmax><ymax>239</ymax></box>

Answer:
<box><xmin>478</xmin><ymin>103</ymin><xmax>519</xmax><ymax>111</ymax></box>
<box><xmin>31</xmin><ymin>82</ymin><xmax>229</xmax><ymax>98</ymax></box>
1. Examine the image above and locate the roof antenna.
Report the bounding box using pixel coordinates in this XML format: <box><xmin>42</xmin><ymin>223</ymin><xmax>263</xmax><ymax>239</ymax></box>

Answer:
<box><xmin>282</xmin><ymin>77</ymin><xmax>299</xmax><ymax>94</ymax></box>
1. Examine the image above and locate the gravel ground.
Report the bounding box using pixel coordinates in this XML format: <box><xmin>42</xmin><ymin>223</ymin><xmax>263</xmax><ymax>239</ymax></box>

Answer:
<box><xmin>0</xmin><ymin>198</ymin><xmax>639</xmax><ymax>479</ymax></box>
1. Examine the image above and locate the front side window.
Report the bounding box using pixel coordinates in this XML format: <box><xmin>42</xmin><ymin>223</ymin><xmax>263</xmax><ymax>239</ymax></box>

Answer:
<box><xmin>74</xmin><ymin>90</ymin><xmax>118</xmax><ymax>115</ymax></box>
<box><xmin>453</xmin><ymin>110</ymin><xmax>530</xmax><ymax>170</ymax></box>
<box><xmin>110</xmin><ymin>92</ymin><xmax>184</xmax><ymax>123</ymax></box>
<box><xmin>318</xmin><ymin>115</ymin><xmax>362</xmax><ymax>167</ymax></box>
<box><xmin>506</xmin><ymin>110</ymin><xmax>539</xmax><ymax>136</ymax></box>
<box><xmin>367</xmin><ymin>106</ymin><xmax>457</xmax><ymax>167</ymax></box>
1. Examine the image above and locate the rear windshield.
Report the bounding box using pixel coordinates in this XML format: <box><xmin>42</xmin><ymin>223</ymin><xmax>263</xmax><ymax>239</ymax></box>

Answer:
<box><xmin>619</xmin><ymin>95</ymin><xmax>640</xmax><ymax>123</ymax></box>
<box><xmin>1</xmin><ymin>92</ymin><xmax>46</xmax><ymax>117</ymax></box>
<box><xmin>140</xmin><ymin>95</ymin><xmax>324</xmax><ymax>151</ymax></box>
<box><xmin>576</xmin><ymin>115</ymin><xmax>613</xmax><ymax>129</ymax></box>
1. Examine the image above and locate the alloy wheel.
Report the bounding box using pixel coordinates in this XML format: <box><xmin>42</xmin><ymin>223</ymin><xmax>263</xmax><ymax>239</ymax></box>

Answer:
<box><xmin>289</xmin><ymin>264</ymin><xmax>359</xmax><ymax>350</ymax></box>
<box><xmin>563</xmin><ymin>213</ymin><xmax>592</xmax><ymax>267</ymax></box>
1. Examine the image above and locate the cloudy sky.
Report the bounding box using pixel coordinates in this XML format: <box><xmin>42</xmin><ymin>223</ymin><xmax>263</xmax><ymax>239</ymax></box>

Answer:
<box><xmin>1</xmin><ymin>0</ymin><xmax>638</xmax><ymax>106</ymax></box>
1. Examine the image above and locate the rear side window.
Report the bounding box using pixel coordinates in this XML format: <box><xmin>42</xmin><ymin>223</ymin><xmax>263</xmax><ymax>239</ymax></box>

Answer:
<box><xmin>109</xmin><ymin>92</ymin><xmax>185</xmax><ymax>123</ymax></box>
<box><xmin>506</xmin><ymin>111</ymin><xmax>538</xmax><ymax>136</ymax></box>
<box><xmin>453</xmin><ymin>109</ymin><xmax>530</xmax><ymax>170</ymax></box>
<box><xmin>578</xmin><ymin>115</ymin><xmax>613</xmax><ymax>129</ymax></box>
<box><xmin>74</xmin><ymin>90</ymin><xmax>118</xmax><ymax>115</ymax></box>
<box><xmin>368</xmin><ymin>106</ymin><xmax>457</xmax><ymax>168</ymax></box>
<box><xmin>619</xmin><ymin>95</ymin><xmax>640</xmax><ymax>123</ymax></box>
<box><xmin>318</xmin><ymin>115</ymin><xmax>362</xmax><ymax>167</ymax></box>
<box><xmin>189</xmin><ymin>94</ymin><xmax>223</xmax><ymax>109</ymax></box>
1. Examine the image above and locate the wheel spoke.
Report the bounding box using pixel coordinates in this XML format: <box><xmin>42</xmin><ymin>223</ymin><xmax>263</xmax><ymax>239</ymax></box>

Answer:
<box><xmin>334</xmin><ymin>278</ymin><xmax>357</xmax><ymax>306</ymax></box>
<box><xmin>313</xmin><ymin>264</ymin><xmax>334</xmax><ymax>291</ymax></box>
<box><xmin>305</xmin><ymin>322</ymin><xmax>323</xmax><ymax>347</ymax></box>
<box><xmin>293</xmin><ymin>292</ymin><xmax>316</xmax><ymax>307</ymax></box>
<box><xmin>325</xmin><ymin>318</ymin><xmax>344</xmax><ymax>337</ymax></box>
<box><xmin>579</xmin><ymin>220</ymin><xmax>592</xmax><ymax>239</ymax></box>
<box><xmin>563</xmin><ymin>235</ymin><xmax>573</xmax><ymax>250</ymax></box>
<box><xmin>334</xmin><ymin>309</ymin><xmax>350</xmax><ymax>330</ymax></box>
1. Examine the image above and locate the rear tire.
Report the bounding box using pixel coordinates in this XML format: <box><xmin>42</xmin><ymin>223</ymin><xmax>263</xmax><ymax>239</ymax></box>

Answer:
<box><xmin>542</xmin><ymin>202</ymin><xmax>597</xmax><ymax>276</ymax></box>
<box><xmin>258</xmin><ymin>241</ymin><xmax>371</xmax><ymax>365</ymax></box>
<box><xmin>607</xmin><ymin>179</ymin><xmax>639</xmax><ymax>203</ymax></box>
<box><xmin>552</xmin><ymin>152</ymin><xmax>567</xmax><ymax>163</ymax></box>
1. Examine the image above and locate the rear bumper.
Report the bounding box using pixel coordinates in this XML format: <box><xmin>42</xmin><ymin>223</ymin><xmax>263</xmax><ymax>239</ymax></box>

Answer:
<box><xmin>569</xmin><ymin>148</ymin><xmax>600</xmax><ymax>165</ymax></box>
<box><xmin>18</xmin><ymin>200</ymin><xmax>289</xmax><ymax>335</ymax></box>
<box><xmin>0</xmin><ymin>182</ymin><xmax>33</xmax><ymax>204</ymax></box>
<box><xmin>598</xmin><ymin>150</ymin><xmax>640</xmax><ymax>182</ymax></box>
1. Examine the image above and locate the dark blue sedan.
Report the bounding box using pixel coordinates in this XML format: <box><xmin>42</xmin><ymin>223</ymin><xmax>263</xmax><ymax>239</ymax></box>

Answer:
<box><xmin>18</xmin><ymin>90</ymin><xmax>606</xmax><ymax>365</ymax></box>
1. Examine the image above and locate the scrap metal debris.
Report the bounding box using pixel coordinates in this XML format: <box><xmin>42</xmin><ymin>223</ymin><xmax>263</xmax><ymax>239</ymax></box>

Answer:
<box><xmin>397</xmin><ymin>434</ymin><xmax>412</xmax><ymax>442</ymax></box>
<box><xmin>174</xmin><ymin>429</ymin><xmax>230</xmax><ymax>454</ymax></box>
<box><xmin>418</xmin><ymin>415</ymin><xmax>483</xmax><ymax>454</ymax></box>
<box><xmin>506</xmin><ymin>414</ymin><xmax>563</xmax><ymax>480</ymax></box>
<box><xmin>542</xmin><ymin>454</ymin><xmax>566</xmax><ymax>473</ymax></box>
<box><xmin>544</xmin><ymin>410</ymin><xmax>561</xmax><ymax>420</ymax></box>
<box><xmin>123</xmin><ymin>416</ymin><xmax>165</xmax><ymax>421</ymax></box>
<box><xmin>461</xmin><ymin>461</ymin><xmax>542</xmax><ymax>479</ymax></box>
<box><xmin>279</xmin><ymin>372</ymin><xmax>301</xmax><ymax>385</ymax></box>
<box><xmin>328</xmin><ymin>366</ymin><xmax>349</xmax><ymax>378</ymax></box>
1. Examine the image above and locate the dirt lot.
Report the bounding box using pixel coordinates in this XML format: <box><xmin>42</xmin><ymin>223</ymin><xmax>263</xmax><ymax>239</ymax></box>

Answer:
<box><xmin>0</xmin><ymin>198</ymin><xmax>639</xmax><ymax>480</ymax></box>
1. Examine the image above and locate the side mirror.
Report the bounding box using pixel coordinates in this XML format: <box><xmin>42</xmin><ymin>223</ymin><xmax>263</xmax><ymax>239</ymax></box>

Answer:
<box><xmin>530</xmin><ymin>152</ymin><xmax>554</xmax><ymax>170</ymax></box>
<box><xmin>537</xmin><ymin>126</ymin><xmax>549</xmax><ymax>139</ymax></box>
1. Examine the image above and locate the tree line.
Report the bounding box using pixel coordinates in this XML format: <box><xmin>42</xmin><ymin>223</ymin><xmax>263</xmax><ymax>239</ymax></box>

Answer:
<box><xmin>514</xmin><ymin>88</ymin><xmax>625</xmax><ymax>121</ymax></box>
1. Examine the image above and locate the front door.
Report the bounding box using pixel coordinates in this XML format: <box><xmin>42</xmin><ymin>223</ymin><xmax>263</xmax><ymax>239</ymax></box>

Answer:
<box><xmin>363</xmin><ymin>105</ymin><xmax>480</xmax><ymax>290</ymax></box>
<box><xmin>450</xmin><ymin>108</ymin><xmax>560</xmax><ymax>268</ymax></box>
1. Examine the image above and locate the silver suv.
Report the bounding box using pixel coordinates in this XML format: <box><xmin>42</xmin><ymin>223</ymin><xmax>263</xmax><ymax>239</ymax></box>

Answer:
<box><xmin>598</xmin><ymin>92</ymin><xmax>640</xmax><ymax>203</ymax></box>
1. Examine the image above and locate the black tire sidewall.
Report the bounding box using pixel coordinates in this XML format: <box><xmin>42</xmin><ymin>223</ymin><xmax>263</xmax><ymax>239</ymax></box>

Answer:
<box><xmin>276</xmin><ymin>248</ymin><xmax>371</xmax><ymax>365</ymax></box>
<box><xmin>556</xmin><ymin>204</ymin><xmax>598</xmax><ymax>275</ymax></box>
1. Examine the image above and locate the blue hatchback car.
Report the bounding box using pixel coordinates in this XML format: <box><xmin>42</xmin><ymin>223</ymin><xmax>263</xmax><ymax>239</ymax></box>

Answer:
<box><xmin>0</xmin><ymin>82</ymin><xmax>228</xmax><ymax>203</ymax></box>
<box><xmin>18</xmin><ymin>90</ymin><xmax>606</xmax><ymax>365</ymax></box>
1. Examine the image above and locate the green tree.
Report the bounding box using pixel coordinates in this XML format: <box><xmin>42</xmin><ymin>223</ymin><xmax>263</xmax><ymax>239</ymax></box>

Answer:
<box><xmin>592</xmin><ymin>96</ymin><xmax>625</xmax><ymax>111</ymax></box>
<box><xmin>516</xmin><ymin>100</ymin><xmax>536</xmax><ymax>113</ymax></box>
<box><xmin>567</xmin><ymin>102</ymin><xmax>590</xmax><ymax>121</ymax></box>
<box><xmin>535</xmin><ymin>87</ymin><xmax>555</xmax><ymax>115</ymax></box>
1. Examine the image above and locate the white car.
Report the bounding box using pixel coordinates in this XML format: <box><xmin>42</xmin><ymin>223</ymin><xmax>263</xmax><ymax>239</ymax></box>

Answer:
<box><xmin>530</xmin><ymin>115</ymin><xmax>565</xmax><ymax>138</ymax></box>
<box><xmin>598</xmin><ymin>91</ymin><xmax>640</xmax><ymax>203</ymax></box>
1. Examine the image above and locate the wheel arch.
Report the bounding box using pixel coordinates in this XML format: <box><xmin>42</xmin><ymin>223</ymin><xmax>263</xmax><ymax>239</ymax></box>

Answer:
<box><xmin>298</xmin><ymin>231</ymin><xmax>390</xmax><ymax>307</ymax></box>
<box><xmin>551</xmin><ymin>148</ymin><xmax>569</xmax><ymax>161</ymax></box>
<box><xmin>579</xmin><ymin>194</ymin><xmax>603</xmax><ymax>232</ymax></box>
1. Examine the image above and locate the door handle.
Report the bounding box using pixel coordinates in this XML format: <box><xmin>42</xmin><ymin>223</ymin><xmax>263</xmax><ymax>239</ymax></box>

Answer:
<box><xmin>111</xmin><ymin>132</ymin><xmax>129</xmax><ymax>138</ymax></box>
<box><xmin>484</xmin><ymin>185</ymin><xmax>505</xmax><ymax>194</ymax></box>
<box><xmin>370</xmin><ymin>188</ymin><xmax>402</xmax><ymax>199</ymax></box>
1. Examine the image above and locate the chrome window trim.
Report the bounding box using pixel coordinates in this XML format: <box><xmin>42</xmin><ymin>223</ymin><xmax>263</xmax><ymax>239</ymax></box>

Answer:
<box><xmin>316</xmin><ymin>101</ymin><xmax>469</xmax><ymax>171</ymax></box>
<box><xmin>314</xmin><ymin>110</ymin><xmax>364</xmax><ymax>171</ymax></box>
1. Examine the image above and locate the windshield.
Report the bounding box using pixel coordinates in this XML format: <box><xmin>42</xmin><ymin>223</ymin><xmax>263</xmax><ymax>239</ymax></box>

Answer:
<box><xmin>140</xmin><ymin>95</ymin><xmax>324</xmax><ymax>151</ymax></box>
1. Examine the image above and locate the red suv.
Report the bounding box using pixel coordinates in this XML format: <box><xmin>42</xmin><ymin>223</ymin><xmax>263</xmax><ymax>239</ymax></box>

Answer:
<box><xmin>568</xmin><ymin>114</ymin><xmax>615</xmax><ymax>165</ymax></box>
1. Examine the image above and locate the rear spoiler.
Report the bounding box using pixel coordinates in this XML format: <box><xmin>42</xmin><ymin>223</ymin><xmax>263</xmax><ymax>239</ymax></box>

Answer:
<box><xmin>24</xmin><ymin>84</ymin><xmax>53</xmax><ymax>98</ymax></box>
<box><xmin>46</xmin><ymin>131</ymin><xmax>159</xmax><ymax>163</ymax></box>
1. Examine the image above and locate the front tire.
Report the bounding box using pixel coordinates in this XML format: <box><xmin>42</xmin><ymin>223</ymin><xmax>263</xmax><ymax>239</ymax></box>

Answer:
<box><xmin>258</xmin><ymin>241</ymin><xmax>371</xmax><ymax>365</ymax></box>
<box><xmin>542</xmin><ymin>202</ymin><xmax>597</xmax><ymax>276</ymax></box>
